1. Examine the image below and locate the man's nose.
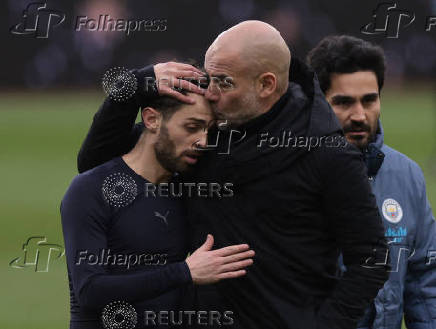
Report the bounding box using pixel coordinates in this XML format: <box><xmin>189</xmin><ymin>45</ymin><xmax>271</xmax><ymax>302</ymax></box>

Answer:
<box><xmin>349</xmin><ymin>102</ymin><xmax>366</xmax><ymax>122</ymax></box>
<box><xmin>205</xmin><ymin>84</ymin><xmax>220</xmax><ymax>102</ymax></box>
<box><xmin>194</xmin><ymin>131</ymin><xmax>208</xmax><ymax>149</ymax></box>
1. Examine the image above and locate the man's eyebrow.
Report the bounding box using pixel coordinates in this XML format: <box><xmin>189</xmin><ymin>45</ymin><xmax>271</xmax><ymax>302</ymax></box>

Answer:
<box><xmin>330</xmin><ymin>95</ymin><xmax>355</xmax><ymax>102</ymax></box>
<box><xmin>185</xmin><ymin>118</ymin><xmax>207</xmax><ymax>124</ymax></box>
<box><xmin>361</xmin><ymin>92</ymin><xmax>379</xmax><ymax>100</ymax></box>
<box><xmin>210</xmin><ymin>74</ymin><xmax>230</xmax><ymax>80</ymax></box>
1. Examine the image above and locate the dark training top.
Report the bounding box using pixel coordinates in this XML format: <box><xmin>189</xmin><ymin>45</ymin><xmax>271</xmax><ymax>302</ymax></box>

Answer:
<box><xmin>76</xmin><ymin>61</ymin><xmax>390</xmax><ymax>329</ymax></box>
<box><xmin>61</xmin><ymin>157</ymin><xmax>192</xmax><ymax>329</ymax></box>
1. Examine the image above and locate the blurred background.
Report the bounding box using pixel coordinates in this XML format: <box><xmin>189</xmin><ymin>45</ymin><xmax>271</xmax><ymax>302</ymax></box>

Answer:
<box><xmin>1</xmin><ymin>0</ymin><xmax>435</xmax><ymax>328</ymax></box>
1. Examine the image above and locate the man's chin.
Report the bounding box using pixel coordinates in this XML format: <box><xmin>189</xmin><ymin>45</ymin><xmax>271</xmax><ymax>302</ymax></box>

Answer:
<box><xmin>346</xmin><ymin>135</ymin><xmax>369</xmax><ymax>151</ymax></box>
<box><xmin>175</xmin><ymin>161</ymin><xmax>196</xmax><ymax>174</ymax></box>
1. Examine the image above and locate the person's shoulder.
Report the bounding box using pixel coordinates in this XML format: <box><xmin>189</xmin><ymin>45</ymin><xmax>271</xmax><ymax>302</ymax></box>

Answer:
<box><xmin>63</xmin><ymin>158</ymin><xmax>123</xmax><ymax>202</ymax></box>
<box><xmin>380</xmin><ymin>144</ymin><xmax>424</xmax><ymax>183</ymax></box>
<box><xmin>311</xmin><ymin>134</ymin><xmax>362</xmax><ymax>161</ymax></box>
<box><xmin>305</xmin><ymin>134</ymin><xmax>366</xmax><ymax>182</ymax></box>
<box><xmin>382</xmin><ymin>144</ymin><xmax>417</xmax><ymax>164</ymax></box>
<box><xmin>74</xmin><ymin>157</ymin><xmax>121</xmax><ymax>184</ymax></box>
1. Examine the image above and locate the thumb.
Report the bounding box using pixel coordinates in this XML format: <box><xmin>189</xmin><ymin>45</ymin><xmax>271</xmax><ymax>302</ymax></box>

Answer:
<box><xmin>199</xmin><ymin>234</ymin><xmax>214</xmax><ymax>251</ymax></box>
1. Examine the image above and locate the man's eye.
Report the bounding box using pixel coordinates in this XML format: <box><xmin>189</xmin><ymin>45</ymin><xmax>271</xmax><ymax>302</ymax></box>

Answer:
<box><xmin>185</xmin><ymin>126</ymin><xmax>200</xmax><ymax>132</ymax></box>
<box><xmin>335</xmin><ymin>99</ymin><xmax>353</xmax><ymax>107</ymax></box>
<box><xmin>219</xmin><ymin>81</ymin><xmax>233</xmax><ymax>90</ymax></box>
<box><xmin>210</xmin><ymin>77</ymin><xmax>234</xmax><ymax>90</ymax></box>
<box><xmin>220</xmin><ymin>77</ymin><xmax>234</xmax><ymax>89</ymax></box>
<box><xmin>362</xmin><ymin>97</ymin><xmax>377</xmax><ymax>106</ymax></box>
<box><xmin>361</xmin><ymin>100</ymin><xmax>373</xmax><ymax>108</ymax></box>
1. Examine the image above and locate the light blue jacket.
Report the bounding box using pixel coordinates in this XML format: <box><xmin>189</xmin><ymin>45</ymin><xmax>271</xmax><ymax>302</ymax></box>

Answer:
<box><xmin>355</xmin><ymin>122</ymin><xmax>436</xmax><ymax>329</ymax></box>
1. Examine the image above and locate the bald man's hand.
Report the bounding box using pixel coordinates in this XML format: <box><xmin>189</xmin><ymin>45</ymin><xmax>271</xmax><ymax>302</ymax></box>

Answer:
<box><xmin>153</xmin><ymin>62</ymin><xmax>206</xmax><ymax>104</ymax></box>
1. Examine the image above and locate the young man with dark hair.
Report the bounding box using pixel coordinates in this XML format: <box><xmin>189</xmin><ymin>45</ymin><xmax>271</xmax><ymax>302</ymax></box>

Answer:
<box><xmin>307</xmin><ymin>35</ymin><xmax>436</xmax><ymax>329</ymax></box>
<box><xmin>61</xmin><ymin>77</ymin><xmax>255</xmax><ymax>328</ymax></box>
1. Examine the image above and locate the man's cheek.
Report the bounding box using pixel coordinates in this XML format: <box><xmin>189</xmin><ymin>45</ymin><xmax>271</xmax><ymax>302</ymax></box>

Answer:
<box><xmin>331</xmin><ymin>110</ymin><xmax>346</xmax><ymax>127</ymax></box>
<box><xmin>370</xmin><ymin>117</ymin><xmax>379</xmax><ymax>136</ymax></box>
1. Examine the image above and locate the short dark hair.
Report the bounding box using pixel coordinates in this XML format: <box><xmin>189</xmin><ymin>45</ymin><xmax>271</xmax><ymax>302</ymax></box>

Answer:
<box><xmin>142</xmin><ymin>60</ymin><xmax>207</xmax><ymax>123</ymax></box>
<box><xmin>146</xmin><ymin>92</ymin><xmax>187</xmax><ymax>122</ymax></box>
<box><xmin>144</xmin><ymin>74</ymin><xmax>208</xmax><ymax>122</ymax></box>
<box><xmin>306</xmin><ymin>35</ymin><xmax>386</xmax><ymax>94</ymax></box>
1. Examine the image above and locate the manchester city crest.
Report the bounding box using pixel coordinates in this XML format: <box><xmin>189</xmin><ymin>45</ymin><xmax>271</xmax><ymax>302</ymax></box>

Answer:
<box><xmin>382</xmin><ymin>198</ymin><xmax>403</xmax><ymax>223</ymax></box>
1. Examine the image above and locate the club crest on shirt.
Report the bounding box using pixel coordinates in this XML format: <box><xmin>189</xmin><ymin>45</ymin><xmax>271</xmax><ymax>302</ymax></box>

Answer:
<box><xmin>382</xmin><ymin>198</ymin><xmax>403</xmax><ymax>223</ymax></box>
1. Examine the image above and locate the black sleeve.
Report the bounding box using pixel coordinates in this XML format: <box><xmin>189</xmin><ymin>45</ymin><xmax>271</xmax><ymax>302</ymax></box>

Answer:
<box><xmin>60</xmin><ymin>174</ymin><xmax>192</xmax><ymax>310</ymax></box>
<box><xmin>77</xmin><ymin>65</ymin><xmax>158</xmax><ymax>173</ymax></box>
<box><xmin>316</xmin><ymin>142</ymin><xmax>390</xmax><ymax>329</ymax></box>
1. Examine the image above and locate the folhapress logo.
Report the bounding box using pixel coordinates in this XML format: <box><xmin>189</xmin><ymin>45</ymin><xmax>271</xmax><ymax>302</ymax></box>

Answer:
<box><xmin>9</xmin><ymin>236</ymin><xmax>65</xmax><ymax>272</ymax></box>
<box><xmin>361</xmin><ymin>2</ymin><xmax>415</xmax><ymax>38</ymax></box>
<box><xmin>10</xmin><ymin>2</ymin><xmax>167</xmax><ymax>38</ymax></box>
<box><xmin>10</xmin><ymin>2</ymin><xmax>65</xmax><ymax>38</ymax></box>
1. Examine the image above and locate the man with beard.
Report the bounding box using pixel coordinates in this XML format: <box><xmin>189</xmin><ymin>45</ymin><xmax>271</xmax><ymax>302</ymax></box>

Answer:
<box><xmin>77</xmin><ymin>21</ymin><xmax>389</xmax><ymax>329</ymax></box>
<box><xmin>307</xmin><ymin>35</ymin><xmax>436</xmax><ymax>329</ymax></box>
<box><xmin>61</xmin><ymin>90</ymin><xmax>256</xmax><ymax>329</ymax></box>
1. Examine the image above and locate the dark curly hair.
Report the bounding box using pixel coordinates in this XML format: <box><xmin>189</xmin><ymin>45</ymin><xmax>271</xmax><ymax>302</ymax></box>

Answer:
<box><xmin>306</xmin><ymin>35</ymin><xmax>386</xmax><ymax>94</ymax></box>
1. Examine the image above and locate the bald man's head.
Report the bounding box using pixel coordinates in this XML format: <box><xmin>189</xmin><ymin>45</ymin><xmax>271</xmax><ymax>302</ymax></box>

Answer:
<box><xmin>208</xmin><ymin>21</ymin><xmax>290</xmax><ymax>91</ymax></box>
<box><xmin>204</xmin><ymin>21</ymin><xmax>291</xmax><ymax>126</ymax></box>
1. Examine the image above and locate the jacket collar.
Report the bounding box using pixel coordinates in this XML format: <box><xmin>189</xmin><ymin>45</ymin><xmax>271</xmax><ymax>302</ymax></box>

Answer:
<box><xmin>364</xmin><ymin>120</ymin><xmax>385</xmax><ymax>178</ymax></box>
<box><xmin>236</xmin><ymin>58</ymin><xmax>342</xmax><ymax>139</ymax></box>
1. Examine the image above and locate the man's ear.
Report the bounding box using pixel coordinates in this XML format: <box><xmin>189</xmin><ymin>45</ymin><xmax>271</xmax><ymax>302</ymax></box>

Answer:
<box><xmin>257</xmin><ymin>72</ymin><xmax>277</xmax><ymax>98</ymax></box>
<box><xmin>142</xmin><ymin>107</ymin><xmax>161</xmax><ymax>133</ymax></box>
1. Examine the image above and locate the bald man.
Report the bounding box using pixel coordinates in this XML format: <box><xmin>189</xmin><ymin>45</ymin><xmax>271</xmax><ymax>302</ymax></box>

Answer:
<box><xmin>204</xmin><ymin>21</ymin><xmax>291</xmax><ymax>126</ymax></box>
<box><xmin>77</xmin><ymin>21</ymin><xmax>389</xmax><ymax>329</ymax></box>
